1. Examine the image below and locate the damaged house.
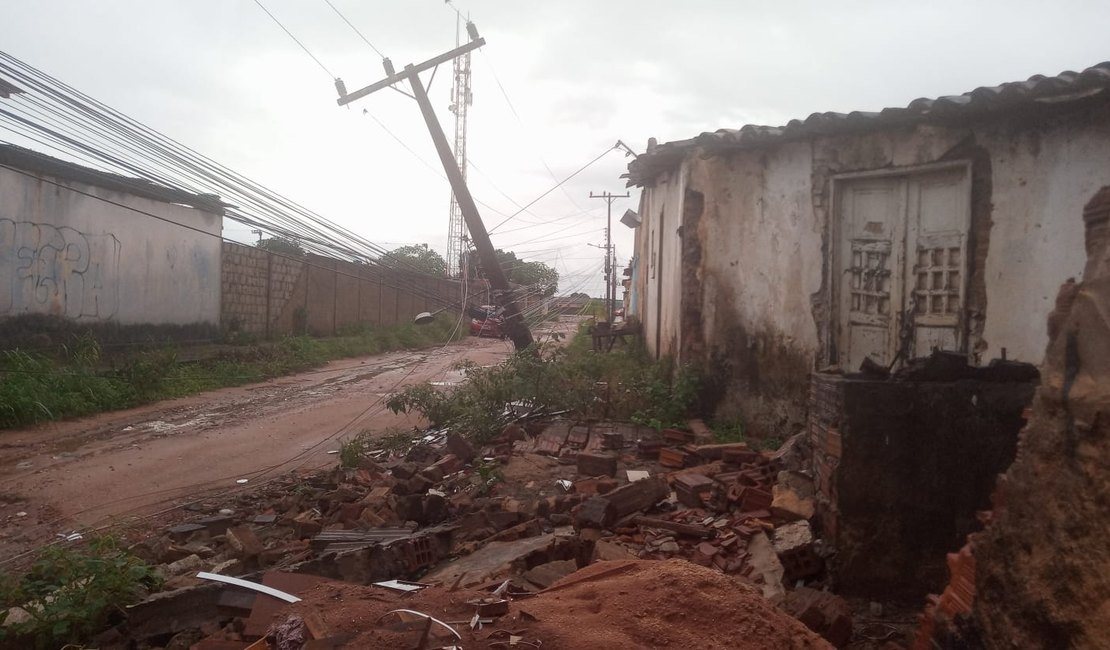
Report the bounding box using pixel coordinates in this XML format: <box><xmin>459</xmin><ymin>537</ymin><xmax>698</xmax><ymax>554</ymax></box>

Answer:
<box><xmin>626</xmin><ymin>61</ymin><xmax>1110</xmax><ymax>595</ymax></box>
<box><xmin>627</xmin><ymin>60</ymin><xmax>1110</xmax><ymax>435</ymax></box>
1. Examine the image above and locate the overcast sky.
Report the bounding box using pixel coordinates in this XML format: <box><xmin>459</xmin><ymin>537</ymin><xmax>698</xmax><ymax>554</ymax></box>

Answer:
<box><xmin>2</xmin><ymin>1</ymin><xmax>1108</xmax><ymax>297</ymax></box>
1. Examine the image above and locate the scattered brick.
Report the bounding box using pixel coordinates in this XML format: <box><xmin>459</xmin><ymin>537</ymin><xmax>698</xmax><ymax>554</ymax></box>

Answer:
<box><xmin>576</xmin><ymin>451</ymin><xmax>618</xmax><ymax>477</ymax></box>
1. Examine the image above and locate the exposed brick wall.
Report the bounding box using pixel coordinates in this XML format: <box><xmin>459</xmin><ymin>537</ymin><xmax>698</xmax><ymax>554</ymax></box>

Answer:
<box><xmin>808</xmin><ymin>371</ymin><xmax>1032</xmax><ymax>599</ymax></box>
<box><xmin>220</xmin><ymin>242</ymin><xmax>485</xmax><ymax>337</ymax></box>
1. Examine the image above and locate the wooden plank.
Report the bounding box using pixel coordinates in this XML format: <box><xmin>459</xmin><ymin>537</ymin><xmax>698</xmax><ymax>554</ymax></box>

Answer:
<box><xmin>303</xmin><ymin>611</ymin><xmax>331</xmax><ymax>640</ymax></box>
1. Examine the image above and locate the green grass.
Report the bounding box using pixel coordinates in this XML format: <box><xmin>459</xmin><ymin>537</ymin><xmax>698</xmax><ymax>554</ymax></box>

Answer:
<box><xmin>0</xmin><ymin>316</ymin><xmax>465</xmax><ymax>430</ymax></box>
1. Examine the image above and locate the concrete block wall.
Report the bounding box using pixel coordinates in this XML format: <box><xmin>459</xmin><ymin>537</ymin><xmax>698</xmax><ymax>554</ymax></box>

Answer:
<box><xmin>220</xmin><ymin>242</ymin><xmax>272</xmax><ymax>335</ymax></box>
<box><xmin>220</xmin><ymin>242</ymin><xmax>485</xmax><ymax>337</ymax></box>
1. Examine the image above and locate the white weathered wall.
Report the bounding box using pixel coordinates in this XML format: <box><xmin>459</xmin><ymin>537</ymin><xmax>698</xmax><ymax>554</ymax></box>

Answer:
<box><xmin>977</xmin><ymin>124</ymin><xmax>1104</xmax><ymax>363</ymax></box>
<box><xmin>635</xmin><ymin>102</ymin><xmax>1110</xmax><ymax>432</ymax></box>
<box><xmin>640</xmin><ymin>108</ymin><xmax>1110</xmax><ymax>368</ymax></box>
<box><xmin>0</xmin><ymin>168</ymin><xmax>222</xmax><ymax>325</ymax></box>
<box><xmin>637</xmin><ymin>166</ymin><xmax>686</xmax><ymax>358</ymax></box>
<box><xmin>695</xmin><ymin>142</ymin><xmax>824</xmax><ymax>361</ymax></box>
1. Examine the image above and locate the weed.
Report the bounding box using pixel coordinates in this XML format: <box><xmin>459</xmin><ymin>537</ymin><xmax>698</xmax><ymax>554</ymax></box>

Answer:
<box><xmin>710</xmin><ymin>417</ymin><xmax>746</xmax><ymax>444</ymax></box>
<box><xmin>759</xmin><ymin>435</ymin><xmax>785</xmax><ymax>452</ymax></box>
<box><xmin>375</xmin><ymin>428</ymin><xmax>419</xmax><ymax>454</ymax></box>
<box><xmin>338</xmin><ymin>435</ymin><xmax>369</xmax><ymax>469</ymax></box>
<box><xmin>0</xmin><ymin>536</ymin><xmax>161</xmax><ymax>649</ymax></box>
<box><xmin>475</xmin><ymin>459</ymin><xmax>504</xmax><ymax>495</ymax></box>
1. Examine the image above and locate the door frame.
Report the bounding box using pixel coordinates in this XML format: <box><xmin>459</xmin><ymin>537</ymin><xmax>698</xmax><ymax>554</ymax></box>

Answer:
<box><xmin>828</xmin><ymin>159</ymin><xmax>972</xmax><ymax>369</ymax></box>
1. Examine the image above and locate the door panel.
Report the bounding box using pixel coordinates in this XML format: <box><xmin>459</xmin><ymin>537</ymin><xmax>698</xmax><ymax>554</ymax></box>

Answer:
<box><xmin>837</xmin><ymin>179</ymin><xmax>904</xmax><ymax>370</ymax></box>
<box><xmin>906</xmin><ymin>169</ymin><xmax>970</xmax><ymax>358</ymax></box>
<box><xmin>835</xmin><ymin>165</ymin><xmax>970</xmax><ymax>370</ymax></box>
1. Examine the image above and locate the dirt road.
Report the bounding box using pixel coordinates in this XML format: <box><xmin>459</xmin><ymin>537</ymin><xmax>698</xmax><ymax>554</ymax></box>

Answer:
<box><xmin>0</xmin><ymin>318</ymin><xmax>578</xmax><ymax>559</ymax></box>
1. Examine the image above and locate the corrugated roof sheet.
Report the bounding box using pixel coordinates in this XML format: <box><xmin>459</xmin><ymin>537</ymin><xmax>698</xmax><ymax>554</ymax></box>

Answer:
<box><xmin>627</xmin><ymin>61</ymin><xmax>1110</xmax><ymax>187</ymax></box>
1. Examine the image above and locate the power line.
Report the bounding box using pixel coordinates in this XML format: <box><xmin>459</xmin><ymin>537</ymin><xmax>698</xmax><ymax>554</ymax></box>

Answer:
<box><xmin>487</xmin><ymin>146</ymin><xmax>618</xmax><ymax>233</ymax></box>
<box><xmin>361</xmin><ymin>109</ymin><xmax>514</xmax><ymax>220</ymax></box>
<box><xmin>0</xmin><ymin>161</ymin><xmax>461</xmax><ymax>310</ymax></box>
<box><xmin>474</xmin><ymin>48</ymin><xmax>593</xmax><ymax>215</ymax></box>
<box><xmin>0</xmin><ymin>51</ymin><xmax>461</xmax><ymax>285</ymax></box>
<box><xmin>322</xmin><ymin>0</ymin><xmax>385</xmax><ymax>58</ymax></box>
<box><xmin>252</xmin><ymin>0</ymin><xmax>336</xmax><ymax>79</ymax></box>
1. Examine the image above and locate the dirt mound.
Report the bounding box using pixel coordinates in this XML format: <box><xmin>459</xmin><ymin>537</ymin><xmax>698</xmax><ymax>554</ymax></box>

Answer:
<box><xmin>259</xmin><ymin>559</ymin><xmax>829</xmax><ymax>649</ymax></box>
<box><xmin>522</xmin><ymin>559</ymin><xmax>831</xmax><ymax>649</ymax></box>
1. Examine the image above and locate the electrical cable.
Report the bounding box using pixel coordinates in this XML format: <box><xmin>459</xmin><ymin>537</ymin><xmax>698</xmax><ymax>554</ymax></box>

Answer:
<box><xmin>322</xmin><ymin>0</ymin><xmax>385</xmax><ymax>58</ymax></box>
<box><xmin>253</xmin><ymin>0</ymin><xmax>336</xmax><ymax>79</ymax></box>
<box><xmin>487</xmin><ymin>146</ymin><xmax>618</xmax><ymax>233</ymax></box>
<box><xmin>0</xmin><ymin>51</ymin><xmax>458</xmax><ymax>283</ymax></box>
<box><xmin>0</xmin><ymin>160</ymin><xmax>462</xmax><ymax>310</ymax></box>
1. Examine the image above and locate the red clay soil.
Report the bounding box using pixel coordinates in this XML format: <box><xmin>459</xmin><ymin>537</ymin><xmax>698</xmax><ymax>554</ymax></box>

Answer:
<box><xmin>523</xmin><ymin>559</ymin><xmax>831</xmax><ymax>649</ymax></box>
<box><xmin>266</xmin><ymin>559</ymin><xmax>830</xmax><ymax>649</ymax></box>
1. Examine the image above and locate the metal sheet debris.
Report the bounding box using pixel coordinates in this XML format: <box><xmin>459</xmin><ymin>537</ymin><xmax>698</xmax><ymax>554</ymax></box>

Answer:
<box><xmin>196</xmin><ymin>572</ymin><xmax>301</xmax><ymax>603</ymax></box>
<box><xmin>373</xmin><ymin>579</ymin><xmax>431</xmax><ymax>593</ymax></box>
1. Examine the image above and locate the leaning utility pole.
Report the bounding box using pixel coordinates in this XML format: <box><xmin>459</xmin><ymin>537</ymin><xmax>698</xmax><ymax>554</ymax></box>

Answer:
<box><xmin>334</xmin><ymin>24</ymin><xmax>534</xmax><ymax>350</ymax></box>
<box><xmin>590</xmin><ymin>191</ymin><xmax>629</xmax><ymax>322</ymax></box>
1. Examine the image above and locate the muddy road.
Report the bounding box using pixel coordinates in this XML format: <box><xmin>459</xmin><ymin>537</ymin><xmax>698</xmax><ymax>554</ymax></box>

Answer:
<box><xmin>0</xmin><ymin>319</ymin><xmax>578</xmax><ymax>560</ymax></box>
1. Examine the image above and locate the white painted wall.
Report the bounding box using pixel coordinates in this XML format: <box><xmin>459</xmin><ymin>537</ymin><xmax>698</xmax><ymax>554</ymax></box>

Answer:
<box><xmin>0</xmin><ymin>168</ymin><xmax>222</xmax><ymax>325</ymax></box>
<box><xmin>977</xmin><ymin>124</ymin><xmax>1104</xmax><ymax>363</ymax></box>
<box><xmin>637</xmin><ymin>166</ymin><xmax>686</xmax><ymax>358</ymax></box>
<box><xmin>637</xmin><ymin>104</ymin><xmax>1110</xmax><ymax>369</ymax></box>
<box><xmin>695</xmin><ymin>142</ymin><xmax>824</xmax><ymax>360</ymax></box>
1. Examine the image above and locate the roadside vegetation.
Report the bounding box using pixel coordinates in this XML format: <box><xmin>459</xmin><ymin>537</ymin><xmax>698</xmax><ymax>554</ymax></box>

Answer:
<box><xmin>385</xmin><ymin>322</ymin><xmax>703</xmax><ymax>443</ymax></box>
<box><xmin>0</xmin><ymin>316</ymin><xmax>464</xmax><ymax>430</ymax></box>
<box><xmin>0</xmin><ymin>536</ymin><xmax>160</xmax><ymax>649</ymax></box>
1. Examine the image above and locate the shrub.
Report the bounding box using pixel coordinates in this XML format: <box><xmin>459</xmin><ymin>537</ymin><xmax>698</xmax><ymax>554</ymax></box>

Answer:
<box><xmin>386</xmin><ymin>325</ymin><xmax>703</xmax><ymax>442</ymax></box>
<box><xmin>0</xmin><ymin>537</ymin><xmax>161</xmax><ymax>649</ymax></box>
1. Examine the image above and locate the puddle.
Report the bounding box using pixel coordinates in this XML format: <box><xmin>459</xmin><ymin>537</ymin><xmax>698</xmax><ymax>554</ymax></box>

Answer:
<box><xmin>430</xmin><ymin>368</ymin><xmax>468</xmax><ymax>387</ymax></box>
<box><xmin>136</xmin><ymin>415</ymin><xmax>212</xmax><ymax>433</ymax></box>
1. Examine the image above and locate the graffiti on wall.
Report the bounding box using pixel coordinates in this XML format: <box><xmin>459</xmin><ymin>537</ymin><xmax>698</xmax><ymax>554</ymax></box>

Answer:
<box><xmin>0</xmin><ymin>218</ymin><xmax>121</xmax><ymax>319</ymax></box>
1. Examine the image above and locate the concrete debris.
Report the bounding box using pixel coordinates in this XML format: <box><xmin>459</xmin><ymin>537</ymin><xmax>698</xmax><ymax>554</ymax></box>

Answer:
<box><xmin>90</xmin><ymin>418</ymin><xmax>847</xmax><ymax>648</ymax></box>
<box><xmin>782</xmin><ymin>587</ymin><xmax>853</xmax><ymax>648</ymax></box>
<box><xmin>747</xmin><ymin>531</ymin><xmax>787</xmax><ymax>602</ymax></box>
<box><xmin>266</xmin><ymin>615</ymin><xmax>307</xmax><ymax>650</ymax></box>
<box><xmin>522</xmin><ymin>559</ymin><xmax>578</xmax><ymax>589</ymax></box>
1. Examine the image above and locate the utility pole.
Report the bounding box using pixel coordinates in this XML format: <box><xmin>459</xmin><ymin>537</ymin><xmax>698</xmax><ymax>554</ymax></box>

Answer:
<box><xmin>334</xmin><ymin>24</ymin><xmax>534</xmax><ymax>350</ymax></box>
<box><xmin>590</xmin><ymin>191</ymin><xmax>629</xmax><ymax>322</ymax></box>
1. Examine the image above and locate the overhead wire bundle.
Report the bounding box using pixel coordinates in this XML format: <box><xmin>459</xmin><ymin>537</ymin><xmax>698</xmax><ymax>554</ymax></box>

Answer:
<box><xmin>0</xmin><ymin>50</ymin><xmax>472</xmax><ymax>311</ymax></box>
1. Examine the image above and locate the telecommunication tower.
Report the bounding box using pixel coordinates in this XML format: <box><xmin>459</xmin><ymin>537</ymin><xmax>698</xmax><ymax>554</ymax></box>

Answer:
<box><xmin>444</xmin><ymin>13</ymin><xmax>472</xmax><ymax>277</ymax></box>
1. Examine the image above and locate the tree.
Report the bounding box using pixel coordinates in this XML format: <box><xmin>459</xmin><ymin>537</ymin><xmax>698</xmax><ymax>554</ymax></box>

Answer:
<box><xmin>468</xmin><ymin>249</ymin><xmax>559</xmax><ymax>296</ymax></box>
<box><xmin>384</xmin><ymin>244</ymin><xmax>446</xmax><ymax>276</ymax></box>
<box><xmin>257</xmin><ymin>236</ymin><xmax>305</xmax><ymax>256</ymax></box>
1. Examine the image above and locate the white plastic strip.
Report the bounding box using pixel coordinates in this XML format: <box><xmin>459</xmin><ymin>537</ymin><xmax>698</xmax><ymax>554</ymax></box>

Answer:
<box><xmin>380</xmin><ymin>609</ymin><xmax>462</xmax><ymax>640</ymax></box>
<box><xmin>195</xmin><ymin>572</ymin><xmax>302</xmax><ymax>603</ymax></box>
